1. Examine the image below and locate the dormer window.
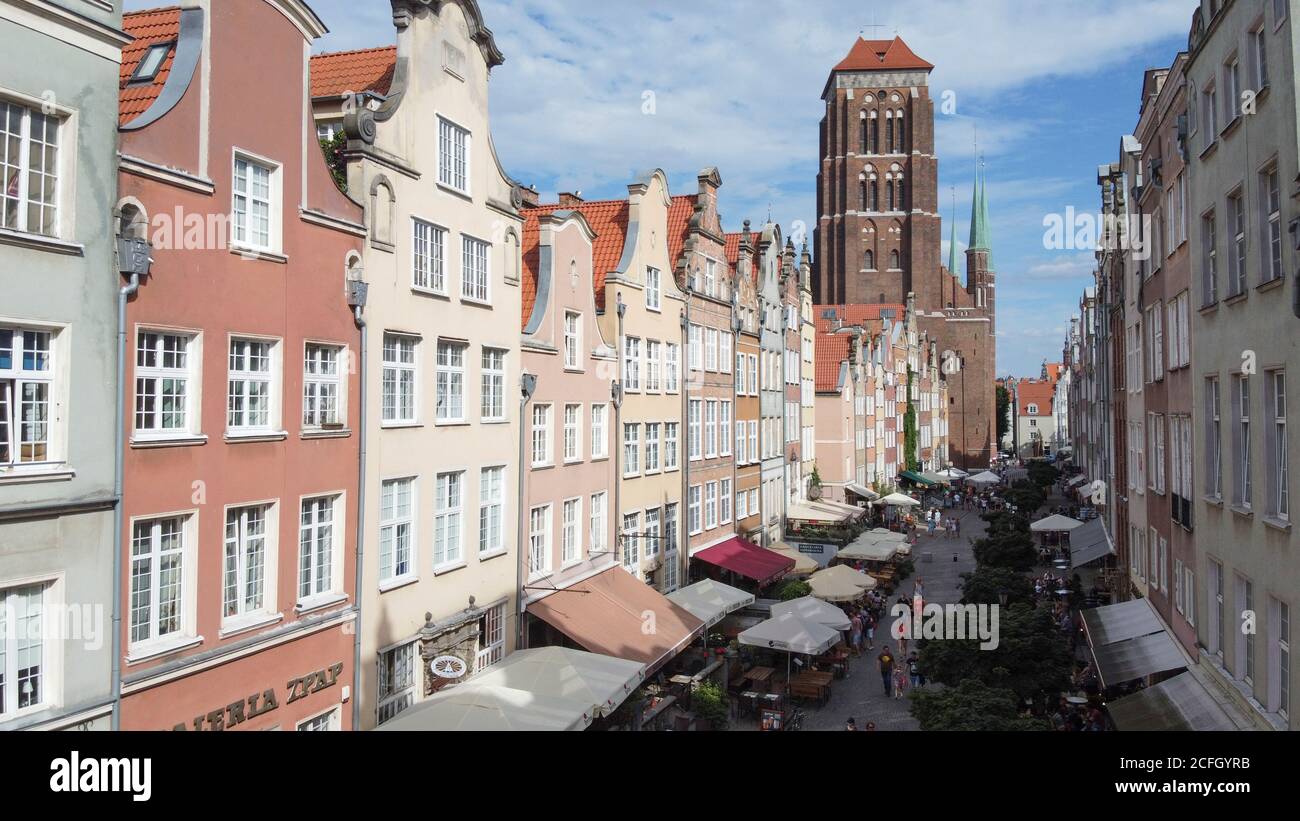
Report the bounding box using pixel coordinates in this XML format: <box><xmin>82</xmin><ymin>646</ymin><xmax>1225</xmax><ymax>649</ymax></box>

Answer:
<box><xmin>130</xmin><ymin>43</ymin><xmax>173</xmax><ymax>84</ymax></box>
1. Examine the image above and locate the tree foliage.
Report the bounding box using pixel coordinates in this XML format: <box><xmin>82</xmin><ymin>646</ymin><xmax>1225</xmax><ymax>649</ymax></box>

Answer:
<box><xmin>917</xmin><ymin>603</ymin><xmax>1072</xmax><ymax>702</ymax></box>
<box><xmin>960</xmin><ymin>564</ymin><xmax>1036</xmax><ymax>607</ymax></box>
<box><xmin>996</xmin><ymin>385</ymin><xmax>1011</xmax><ymax>449</ymax></box>
<box><xmin>911</xmin><ymin>678</ymin><xmax>1047</xmax><ymax>731</ymax></box>
<box><xmin>319</xmin><ymin>131</ymin><xmax>348</xmax><ymax>192</ymax></box>
<box><xmin>1026</xmin><ymin>460</ymin><xmax>1060</xmax><ymax>489</ymax></box>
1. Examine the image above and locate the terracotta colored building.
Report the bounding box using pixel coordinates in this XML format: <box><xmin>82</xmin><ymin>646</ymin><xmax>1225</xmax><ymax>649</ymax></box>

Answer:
<box><xmin>673</xmin><ymin>170</ymin><xmax>738</xmax><ymax>562</ymax></box>
<box><xmin>116</xmin><ymin>0</ymin><xmax>364</xmax><ymax>731</ymax></box>
<box><xmin>516</xmin><ymin>202</ymin><xmax>619</xmax><ymax>644</ymax></box>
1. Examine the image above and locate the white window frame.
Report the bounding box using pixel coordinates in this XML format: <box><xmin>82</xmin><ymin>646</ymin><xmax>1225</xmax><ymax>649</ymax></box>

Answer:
<box><xmin>563</xmin><ymin>403</ymin><xmax>582</xmax><ymax>464</ymax></box>
<box><xmin>479</xmin><ymin>465</ymin><xmax>505</xmax><ymax>558</ymax></box>
<box><xmin>563</xmin><ymin>311</ymin><xmax>582</xmax><ymax>370</ymax></box>
<box><xmin>381</xmin><ymin>333</ymin><xmax>418</xmax><ymax>426</ymax></box>
<box><xmin>378</xmin><ymin>477</ymin><xmax>416</xmax><ymax>586</ymax></box>
<box><xmin>226</xmin><ymin>336</ymin><xmax>280</xmax><ymax>436</ymax></box>
<box><xmin>298</xmin><ymin>493</ymin><xmax>344</xmax><ymax>607</ymax></box>
<box><xmin>623</xmin><ymin>422</ymin><xmax>640</xmax><ymax>477</ymax></box>
<box><xmin>529</xmin><ymin>503</ymin><xmax>552</xmax><ymax>580</ymax></box>
<box><xmin>303</xmin><ymin>341</ymin><xmax>345</xmax><ymax>430</ymax></box>
<box><xmin>590</xmin><ymin>403</ymin><xmax>607</xmax><ymax>460</ymax></box>
<box><xmin>645</xmin><ymin>266</ymin><xmax>661</xmax><ymax>310</ymax></box>
<box><xmin>230</xmin><ymin>150</ymin><xmax>281</xmax><ymax>254</ymax></box>
<box><xmin>222</xmin><ymin>502</ymin><xmax>277</xmax><ymax>627</ymax></box>
<box><xmin>433</xmin><ymin>471</ymin><xmax>465</xmax><ymax>571</ymax></box>
<box><xmin>531</xmin><ymin>403</ymin><xmax>552</xmax><ymax>467</ymax></box>
<box><xmin>127</xmin><ymin>513</ymin><xmax>196</xmax><ymax>653</ymax></box>
<box><xmin>435</xmin><ymin>339</ymin><xmax>467</xmax><ymax>424</ymax></box>
<box><xmin>561</xmin><ymin>497</ymin><xmax>581</xmax><ymax>566</ymax></box>
<box><xmin>132</xmin><ymin>328</ymin><xmax>198</xmax><ymax>441</ymax></box>
<box><xmin>460</xmin><ymin>234</ymin><xmax>491</xmax><ymax>304</ymax></box>
<box><xmin>436</xmin><ymin>115</ymin><xmax>470</xmax><ymax>195</ymax></box>
<box><xmin>411</xmin><ymin>217</ymin><xmax>448</xmax><ymax>294</ymax></box>
<box><xmin>480</xmin><ymin>347</ymin><xmax>506</xmax><ymax>423</ymax></box>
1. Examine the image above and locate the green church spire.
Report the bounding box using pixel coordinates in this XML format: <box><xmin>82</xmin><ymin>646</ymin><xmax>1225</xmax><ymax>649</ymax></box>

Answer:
<box><xmin>967</xmin><ymin>160</ymin><xmax>993</xmax><ymax>270</ymax></box>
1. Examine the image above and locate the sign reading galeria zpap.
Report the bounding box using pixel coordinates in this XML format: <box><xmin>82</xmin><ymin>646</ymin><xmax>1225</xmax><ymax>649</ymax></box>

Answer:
<box><xmin>170</xmin><ymin>662</ymin><xmax>345</xmax><ymax>731</ymax></box>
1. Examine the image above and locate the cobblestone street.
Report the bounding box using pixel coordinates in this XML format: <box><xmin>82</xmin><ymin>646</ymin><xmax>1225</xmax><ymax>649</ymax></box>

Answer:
<box><xmin>732</xmin><ymin>506</ymin><xmax>987</xmax><ymax>731</ymax></box>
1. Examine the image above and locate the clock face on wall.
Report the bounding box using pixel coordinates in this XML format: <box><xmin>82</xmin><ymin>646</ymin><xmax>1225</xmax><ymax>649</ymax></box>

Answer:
<box><xmin>431</xmin><ymin>656</ymin><xmax>468</xmax><ymax>679</ymax></box>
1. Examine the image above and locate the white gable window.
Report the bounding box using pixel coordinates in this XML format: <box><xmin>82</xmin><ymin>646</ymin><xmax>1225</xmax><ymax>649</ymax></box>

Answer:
<box><xmin>412</xmin><ymin>218</ymin><xmax>447</xmax><ymax>294</ymax></box>
<box><xmin>232</xmin><ymin>152</ymin><xmax>279</xmax><ymax>253</ymax></box>
<box><xmin>0</xmin><ymin>101</ymin><xmax>61</xmax><ymax>237</ymax></box>
<box><xmin>461</xmin><ymin>235</ymin><xmax>490</xmax><ymax>303</ymax></box>
<box><xmin>438</xmin><ymin>116</ymin><xmax>470</xmax><ymax>194</ymax></box>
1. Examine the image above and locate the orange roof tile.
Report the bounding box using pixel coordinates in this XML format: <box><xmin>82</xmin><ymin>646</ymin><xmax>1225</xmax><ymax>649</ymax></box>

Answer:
<box><xmin>815</xmin><ymin>333</ymin><xmax>851</xmax><ymax>392</ymax></box>
<box><xmin>310</xmin><ymin>46</ymin><xmax>397</xmax><ymax>99</ymax></box>
<box><xmin>1016</xmin><ymin>380</ymin><xmax>1056</xmax><ymax>416</ymax></box>
<box><xmin>1044</xmin><ymin>362</ymin><xmax>1064</xmax><ymax>384</ymax></box>
<box><xmin>120</xmin><ymin>7</ymin><xmax>181</xmax><ymax>126</ymax></box>
<box><xmin>833</xmin><ymin>37</ymin><xmax>934</xmax><ymax>73</ymax></box>
<box><xmin>522</xmin><ymin>199</ymin><xmax>630</xmax><ymax>314</ymax></box>
<box><xmin>666</xmin><ymin>195</ymin><xmax>696</xmax><ymax>271</ymax></box>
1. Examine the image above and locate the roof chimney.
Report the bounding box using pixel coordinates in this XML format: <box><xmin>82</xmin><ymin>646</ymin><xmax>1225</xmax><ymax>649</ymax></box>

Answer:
<box><xmin>558</xmin><ymin>191</ymin><xmax>584</xmax><ymax>207</ymax></box>
<box><xmin>519</xmin><ymin>184</ymin><xmax>540</xmax><ymax>209</ymax></box>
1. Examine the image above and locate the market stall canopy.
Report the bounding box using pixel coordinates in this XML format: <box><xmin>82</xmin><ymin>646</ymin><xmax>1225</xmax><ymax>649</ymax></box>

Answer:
<box><xmin>768</xmin><ymin>543</ymin><xmax>819</xmax><ymax>575</ymax></box>
<box><xmin>920</xmin><ymin>470</ymin><xmax>950</xmax><ymax>485</ymax></box>
<box><xmin>1069</xmin><ymin>518</ymin><xmax>1115</xmax><ymax>568</ymax></box>
<box><xmin>376</xmin><ymin>685</ymin><xmax>588</xmax><ymax>732</ymax></box>
<box><xmin>1081</xmin><ymin>599</ymin><xmax>1165</xmax><ymax>646</ymax></box>
<box><xmin>1030</xmin><ymin>514</ymin><xmax>1084</xmax><ymax>533</ymax></box>
<box><xmin>787</xmin><ymin>501</ymin><xmax>853</xmax><ymax>524</ymax></box>
<box><xmin>837</xmin><ymin>534</ymin><xmax>901</xmax><ymax>562</ymax></box>
<box><xmin>880</xmin><ymin>493</ymin><xmax>921</xmax><ymax>507</ymax></box>
<box><xmin>809</xmin><ymin>564</ymin><xmax>876</xmax><ymax>601</ymax></box>
<box><xmin>1106</xmin><ymin>672</ymin><xmax>1238</xmax><ymax>731</ymax></box>
<box><xmin>526</xmin><ymin>567</ymin><xmax>704</xmax><ymax>673</ymax></box>
<box><xmin>868</xmin><ymin>528</ymin><xmax>909</xmax><ymax>541</ymax></box>
<box><xmin>1092</xmin><ymin>631</ymin><xmax>1187</xmax><ymax>688</ymax></box>
<box><xmin>666</xmin><ymin>579</ymin><xmax>755</xmax><ymax>628</ymax></box>
<box><xmin>772</xmin><ymin>596</ymin><xmax>851</xmax><ymax>632</ymax></box>
<box><xmin>693</xmin><ymin>536</ymin><xmax>795</xmax><ymax>586</ymax></box>
<box><xmin>467</xmin><ymin>647</ymin><xmax>645</xmax><ymax>720</ymax></box>
<box><xmin>1066</xmin><ymin>475</ymin><xmax>1089</xmax><ymax>488</ymax></box>
<box><xmin>936</xmin><ymin>468</ymin><xmax>969</xmax><ymax>479</ymax></box>
<box><xmin>815</xmin><ymin>498</ymin><xmax>868</xmax><ymax>518</ymax></box>
<box><xmin>966</xmin><ymin>471</ymin><xmax>1003</xmax><ymax>485</ymax></box>
<box><xmin>738</xmin><ymin>612</ymin><xmax>840</xmax><ymax>656</ymax></box>
<box><xmin>846</xmin><ymin>482</ymin><xmax>880</xmax><ymax>501</ymax></box>
<box><xmin>898</xmin><ymin>469</ymin><xmax>936</xmax><ymax>487</ymax></box>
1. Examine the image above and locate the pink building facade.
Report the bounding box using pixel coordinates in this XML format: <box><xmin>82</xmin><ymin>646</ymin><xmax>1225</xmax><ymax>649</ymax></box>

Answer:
<box><xmin>116</xmin><ymin>0</ymin><xmax>363</xmax><ymax>731</ymax></box>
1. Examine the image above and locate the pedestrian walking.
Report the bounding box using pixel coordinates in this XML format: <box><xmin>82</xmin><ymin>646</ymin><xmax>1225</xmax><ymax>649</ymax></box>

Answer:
<box><xmin>865</xmin><ymin>611</ymin><xmax>876</xmax><ymax>650</ymax></box>
<box><xmin>845</xmin><ymin>717</ymin><xmax>858</xmax><ymax>731</ymax></box>
<box><xmin>877</xmin><ymin>647</ymin><xmax>895</xmax><ymax>697</ymax></box>
<box><xmin>850</xmin><ymin>611</ymin><xmax>863</xmax><ymax>658</ymax></box>
<box><xmin>893</xmin><ymin>663</ymin><xmax>908</xmax><ymax>699</ymax></box>
<box><xmin>908</xmin><ymin>651</ymin><xmax>923</xmax><ymax>688</ymax></box>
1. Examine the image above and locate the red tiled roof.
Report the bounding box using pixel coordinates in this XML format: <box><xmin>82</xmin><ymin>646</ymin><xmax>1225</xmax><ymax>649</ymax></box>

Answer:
<box><xmin>1044</xmin><ymin>363</ymin><xmax>1064</xmax><ymax>384</ymax></box>
<box><xmin>666</xmin><ymin>195</ymin><xmax>696</xmax><ymax>271</ymax></box>
<box><xmin>120</xmin><ymin>7</ymin><xmax>181</xmax><ymax>125</ymax></box>
<box><xmin>815</xmin><ymin>332</ymin><xmax>850</xmax><ymax>393</ymax></box>
<box><xmin>310</xmin><ymin>46</ymin><xmax>397</xmax><ymax>99</ymax></box>
<box><xmin>522</xmin><ymin>199</ymin><xmax>630</xmax><ymax>313</ymax></box>
<box><xmin>814</xmin><ymin>304</ymin><xmax>906</xmax><ymax>328</ymax></box>
<box><xmin>1016</xmin><ymin>380</ymin><xmax>1056</xmax><ymax>416</ymax></box>
<box><xmin>833</xmin><ymin>37</ymin><xmax>934</xmax><ymax>73</ymax></box>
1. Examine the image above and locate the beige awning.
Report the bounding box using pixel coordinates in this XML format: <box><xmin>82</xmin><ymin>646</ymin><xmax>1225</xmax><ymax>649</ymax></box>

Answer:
<box><xmin>467</xmin><ymin>647</ymin><xmax>646</xmax><ymax>721</ymax></box>
<box><xmin>809</xmin><ymin>564</ymin><xmax>876</xmax><ymax>601</ymax></box>
<box><xmin>376</xmin><ymin>685</ymin><xmax>589</xmax><ymax>732</ymax></box>
<box><xmin>787</xmin><ymin>502</ymin><xmax>851</xmax><ymax>523</ymax></box>
<box><xmin>769</xmin><ymin>543</ymin><xmax>819</xmax><ymax>575</ymax></box>
<box><xmin>837</xmin><ymin>534</ymin><xmax>900</xmax><ymax>562</ymax></box>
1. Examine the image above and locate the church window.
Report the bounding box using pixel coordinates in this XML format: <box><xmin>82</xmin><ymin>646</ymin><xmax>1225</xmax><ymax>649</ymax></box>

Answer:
<box><xmin>890</xmin><ymin>250</ymin><xmax>900</xmax><ymax>270</ymax></box>
<box><xmin>865</xmin><ymin>250</ymin><xmax>875</xmax><ymax>270</ymax></box>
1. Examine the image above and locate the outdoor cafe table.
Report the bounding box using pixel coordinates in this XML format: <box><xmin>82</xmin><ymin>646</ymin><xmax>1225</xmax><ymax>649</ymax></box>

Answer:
<box><xmin>789</xmin><ymin>670</ymin><xmax>834</xmax><ymax>704</ymax></box>
<box><xmin>746</xmin><ymin>666</ymin><xmax>776</xmax><ymax>689</ymax></box>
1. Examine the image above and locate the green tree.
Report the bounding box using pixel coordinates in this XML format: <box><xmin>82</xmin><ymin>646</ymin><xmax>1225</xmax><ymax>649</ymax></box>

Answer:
<box><xmin>1027</xmin><ymin>460</ymin><xmax>1060</xmax><ymax>489</ymax></box>
<box><xmin>319</xmin><ymin>130</ymin><xmax>348</xmax><ymax>192</ymax></box>
<box><xmin>774</xmin><ymin>580</ymin><xmax>811</xmax><ymax>601</ymax></box>
<box><xmin>996</xmin><ymin>384</ymin><xmax>1011</xmax><ymax>449</ymax></box>
<box><xmin>911</xmin><ymin>678</ymin><xmax>1047</xmax><ymax>731</ymax></box>
<box><xmin>918</xmin><ymin>603</ymin><xmax>1072</xmax><ymax>704</ymax></box>
<box><xmin>971</xmin><ymin>519</ymin><xmax>1037</xmax><ymax>572</ymax></box>
<box><xmin>904</xmin><ymin>370</ymin><xmax>920</xmax><ymax>472</ymax></box>
<box><xmin>960</xmin><ymin>564</ymin><xmax>1035</xmax><ymax>607</ymax></box>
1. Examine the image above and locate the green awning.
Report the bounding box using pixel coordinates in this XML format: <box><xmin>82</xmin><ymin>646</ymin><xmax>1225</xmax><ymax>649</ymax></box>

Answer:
<box><xmin>898</xmin><ymin>470</ymin><xmax>936</xmax><ymax>487</ymax></box>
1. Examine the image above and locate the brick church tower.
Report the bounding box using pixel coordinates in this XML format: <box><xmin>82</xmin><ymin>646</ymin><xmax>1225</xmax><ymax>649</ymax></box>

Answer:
<box><xmin>813</xmin><ymin>36</ymin><xmax>997</xmax><ymax>469</ymax></box>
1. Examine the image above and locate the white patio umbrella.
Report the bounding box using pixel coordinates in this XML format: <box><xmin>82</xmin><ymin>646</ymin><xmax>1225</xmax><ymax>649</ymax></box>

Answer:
<box><xmin>1030</xmin><ymin>514</ymin><xmax>1085</xmax><ymax>533</ymax></box>
<box><xmin>375</xmin><ymin>685</ymin><xmax>589</xmax><ymax>732</ymax></box>
<box><xmin>739</xmin><ymin>612</ymin><xmax>842</xmax><ymax>682</ymax></box>
<box><xmin>937</xmin><ymin>468</ymin><xmax>969</xmax><ymax>479</ymax></box>
<box><xmin>667</xmin><ymin>579</ymin><xmax>755</xmax><ymax>628</ymax></box>
<box><xmin>772</xmin><ymin>596</ymin><xmax>852</xmax><ymax>632</ymax></box>
<box><xmin>468</xmin><ymin>647</ymin><xmax>646</xmax><ymax>721</ymax></box>
<box><xmin>966</xmin><ymin>471</ymin><xmax>1003</xmax><ymax>485</ymax></box>
<box><xmin>881</xmin><ymin>493</ymin><xmax>921</xmax><ymax>507</ymax></box>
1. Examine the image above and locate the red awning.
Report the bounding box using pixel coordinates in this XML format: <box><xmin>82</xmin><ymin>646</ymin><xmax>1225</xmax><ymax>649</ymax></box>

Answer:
<box><xmin>694</xmin><ymin>537</ymin><xmax>795</xmax><ymax>587</ymax></box>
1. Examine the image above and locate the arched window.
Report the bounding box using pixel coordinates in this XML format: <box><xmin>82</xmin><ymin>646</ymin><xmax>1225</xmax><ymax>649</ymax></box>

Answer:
<box><xmin>869</xmin><ymin>180</ymin><xmax>879</xmax><ymax>211</ymax></box>
<box><xmin>886</xmin><ymin>179</ymin><xmax>895</xmax><ymax>211</ymax></box>
<box><xmin>865</xmin><ymin>249</ymin><xmax>875</xmax><ymax>270</ymax></box>
<box><xmin>896</xmin><ymin>178</ymin><xmax>905</xmax><ymax>211</ymax></box>
<box><xmin>885</xmin><ymin>111</ymin><xmax>895</xmax><ymax>153</ymax></box>
<box><xmin>869</xmin><ymin>111</ymin><xmax>879</xmax><ymax>154</ymax></box>
<box><xmin>860</xmin><ymin>180</ymin><xmax>868</xmax><ymax>210</ymax></box>
<box><xmin>896</xmin><ymin>110</ymin><xmax>905</xmax><ymax>151</ymax></box>
<box><xmin>860</xmin><ymin>113</ymin><xmax>870</xmax><ymax>154</ymax></box>
<box><xmin>890</xmin><ymin>250</ymin><xmax>900</xmax><ymax>270</ymax></box>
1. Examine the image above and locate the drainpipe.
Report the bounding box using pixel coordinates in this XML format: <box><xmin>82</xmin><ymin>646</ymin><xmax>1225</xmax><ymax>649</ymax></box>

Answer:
<box><xmin>731</xmin><ymin>290</ymin><xmax>740</xmax><ymax>539</ymax></box>
<box><xmin>349</xmin><ymin>274</ymin><xmax>368</xmax><ymax>732</ymax></box>
<box><xmin>111</xmin><ymin>268</ymin><xmax>141</xmax><ymax>732</ymax></box>
<box><xmin>515</xmin><ymin>372</ymin><xmax>536</xmax><ymax>651</ymax></box>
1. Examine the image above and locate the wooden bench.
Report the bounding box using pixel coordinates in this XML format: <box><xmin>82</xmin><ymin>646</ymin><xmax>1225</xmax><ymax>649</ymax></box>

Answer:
<box><xmin>788</xmin><ymin>682</ymin><xmax>828</xmax><ymax>707</ymax></box>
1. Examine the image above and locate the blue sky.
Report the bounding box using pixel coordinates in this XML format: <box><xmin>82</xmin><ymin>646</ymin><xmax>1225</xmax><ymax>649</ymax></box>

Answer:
<box><xmin>125</xmin><ymin>0</ymin><xmax>1201</xmax><ymax>377</ymax></box>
